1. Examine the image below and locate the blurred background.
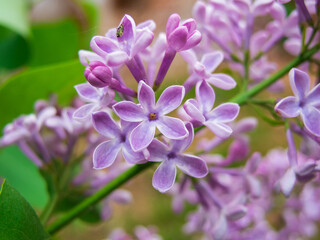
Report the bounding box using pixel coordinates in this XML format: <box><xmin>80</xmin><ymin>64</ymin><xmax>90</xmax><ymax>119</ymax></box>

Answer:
<box><xmin>0</xmin><ymin>0</ymin><xmax>294</xmax><ymax>239</ymax></box>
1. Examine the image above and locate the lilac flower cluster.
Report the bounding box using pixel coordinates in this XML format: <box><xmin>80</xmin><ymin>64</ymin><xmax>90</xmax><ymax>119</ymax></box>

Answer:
<box><xmin>1</xmin><ymin>0</ymin><xmax>320</xmax><ymax>239</ymax></box>
<box><xmin>76</xmin><ymin>11</ymin><xmax>242</xmax><ymax>194</ymax></box>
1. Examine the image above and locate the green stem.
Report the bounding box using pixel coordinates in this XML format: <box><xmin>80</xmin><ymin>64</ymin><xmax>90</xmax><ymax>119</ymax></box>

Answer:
<box><xmin>46</xmin><ymin>43</ymin><xmax>320</xmax><ymax>236</ymax></box>
<box><xmin>40</xmin><ymin>192</ymin><xmax>59</xmax><ymax>225</ymax></box>
<box><xmin>46</xmin><ymin>162</ymin><xmax>155</xmax><ymax>234</ymax></box>
<box><xmin>231</xmin><ymin>44</ymin><xmax>320</xmax><ymax>105</ymax></box>
<box><xmin>241</xmin><ymin>50</ymin><xmax>250</xmax><ymax>92</ymax></box>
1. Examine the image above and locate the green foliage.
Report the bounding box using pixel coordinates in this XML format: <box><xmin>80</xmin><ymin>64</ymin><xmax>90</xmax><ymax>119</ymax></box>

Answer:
<box><xmin>29</xmin><ymin>20</ymin><xmax>80</xmax><ymax>67</ymax></box>
<box><xmin>0</xmin><ymin>0</ymin><xmax>30</xmax><ymax>69</ymax></box>
<box><xmin>0</xmin><ymin>60</ymin><xmax>85</xmax><ymax>131</ymax></box>
<box><xmin>0</xmin><ymin>146</ymin><xmax>48</xmax><ymax>207</ymax></box>
<box><xmin>0</xmin><ymin>180</ymin><xmax>51</xmax><ymax>240</ymax></box>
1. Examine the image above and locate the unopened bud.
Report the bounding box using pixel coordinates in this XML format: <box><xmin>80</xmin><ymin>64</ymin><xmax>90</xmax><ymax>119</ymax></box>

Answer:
<box><xmin>84</xmin><ymin>61</ymin><xmax>113</xmax><ymax>88</ymax></box>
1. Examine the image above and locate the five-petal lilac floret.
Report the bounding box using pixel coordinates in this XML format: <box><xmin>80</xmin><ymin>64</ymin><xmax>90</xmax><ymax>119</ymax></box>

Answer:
<box><xmin>148</xmin><ymin>122</ymin><xmax>208</xmax><ymax>192</ymax></box>
<box><xmin>92</xmin><ymin>111</ymin><xmax>148</xmax><ymax>169</ymax></box>
<box><xmin>275</xmin><ymin>68</ymin><xmax>320</xmax><ymax>136</ymax></box>
<box><xmin>184</xmin><ymin>80</ymin><xmax>240</xmax><ymax>138</ymax></box>
<box><xmin>113</xmin><ymin>81</ymin><xmax>188</xmax><ymax>152</ymax></box>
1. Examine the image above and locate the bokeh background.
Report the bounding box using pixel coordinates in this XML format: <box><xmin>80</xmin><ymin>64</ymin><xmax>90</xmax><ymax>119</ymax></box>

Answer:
<box><xmin>0</xmin><ymin>0</ymin><xmax>300</xmax><ymax>239</ymax></box>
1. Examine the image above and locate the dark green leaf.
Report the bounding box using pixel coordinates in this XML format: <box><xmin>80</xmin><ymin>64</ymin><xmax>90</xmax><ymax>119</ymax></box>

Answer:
<box><xmin>0</xmin><ymin>60</ymin><xmax>85</xmax><ymax>131</ymax></box>
<box><xmin>0</xmin><ymin>26</ymin><xmax>30</xmax><ymax>69</ymax></box>
<box><xmin>0</xmin><ymin>146</ymin><xmax>48</xmax><ymax>207</ymax></box>
<box><xmin>0</xmin><ymin>180</ymin><xmax>51</xmax><ymax>240</ymax></box>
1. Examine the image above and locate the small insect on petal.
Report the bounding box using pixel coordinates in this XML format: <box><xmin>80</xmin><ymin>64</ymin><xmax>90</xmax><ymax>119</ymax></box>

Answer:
<box><xmin>117</xmin><ymin>24</ymin><xmax>124</xmax><ymax>38</ymax></box>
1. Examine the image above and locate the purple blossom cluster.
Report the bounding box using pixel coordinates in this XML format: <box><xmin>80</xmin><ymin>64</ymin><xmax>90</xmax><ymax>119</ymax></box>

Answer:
<box><xmin>1</xmin><ymin>0</ymin><xmax>320</xmax><ymax>239</ymax></box>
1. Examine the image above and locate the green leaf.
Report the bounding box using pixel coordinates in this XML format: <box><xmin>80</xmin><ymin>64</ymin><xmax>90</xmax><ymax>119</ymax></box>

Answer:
<box><xmin>0</xmin><ymin>60</ymin><xmax>85</xmax><ymax>131</ymax></box>
<box><xmin>0</xmin><ymin>0</ymin><xmax>30</xmax><ymax>69</ymax></box>
<box><xmin>29</xmin><ymin>20</ymin><xmax>80</xmax><ymax>67</ymax></box>
<box><xmin>0</xmin><ymin>180</ymin><xmax>51</xmax><ymax>240</ymax></box>
<box><xmin>0</xmin><ymin>146</ymin><xmax>48</xmax><ymax>207</ymax></box>
<box><xmin>0</xmin><ymin>0</ymin><xmax>30</xmax><ymax>38</ymax></box>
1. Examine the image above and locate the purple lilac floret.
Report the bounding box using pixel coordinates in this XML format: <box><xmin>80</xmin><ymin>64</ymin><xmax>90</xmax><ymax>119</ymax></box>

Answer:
<box><xmin>154</xmin><ymin>13</ymin><xmax>202</xmax><ymax>88</ymax></box>
<box><xmin>113</xmin><ymin>81</ymin><xmax>188</xmax><ymax>152</ymax></box>
<box><xmin>92</xmin><ymin>111</ymin><xmax>148</xmax><ymax>169</ymax></box>
<box><xmin>73</xmin><ymin>83</ymin><xmax>115</xmax><ymax>122</ymax></box>
<box><xmin>184</xmin><ymin>80</ymin><xmax>240</xmax><ymax>138</ymax></box>
<box><xmin>147</xmin><ymin>122</ymin><xmax>208</xmax><ymax>192</ymax></box>
<box><xmin>180</xmin><ymin>49</ymin><xmax>236</xmax><ymax>92</ymax></box>
<box><xmin>275</xmin><ymin>68</ymin><xmax>320</xmax><ymax>136</ymax></box>
<box><xmin>90</xmin><ymin>15</ymin><xmax>154</xmax><ymax>82</ymax></box>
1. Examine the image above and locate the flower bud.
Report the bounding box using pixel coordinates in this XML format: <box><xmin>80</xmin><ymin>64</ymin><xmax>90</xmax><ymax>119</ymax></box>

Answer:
<box><xmin>84</xmin><ymin>61</ymin><xmax>113</xmax><ymax>88</ymax></box>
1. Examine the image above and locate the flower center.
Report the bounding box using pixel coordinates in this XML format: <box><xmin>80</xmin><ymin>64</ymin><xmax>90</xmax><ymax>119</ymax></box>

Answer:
<box><xmin>167</xmin><ymin>152</ymin><xmax>176</xmax><ymax>159</ymax></box>
<box><xmin>120</xmin><ymin>134</ymin><xmax>126</xmax><ymax>143</ymax></box>
<box><xmin>116</xmin><ymin>24</ymin><xmax>124</xmax><ymax>38</ymax></box>
<box><xmin>149</xmin><ymin>112</ymin><xmax>158</xmax><ymax>121</ymax></box>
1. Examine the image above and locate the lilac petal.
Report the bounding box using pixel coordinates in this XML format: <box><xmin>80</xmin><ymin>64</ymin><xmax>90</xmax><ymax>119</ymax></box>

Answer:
<box><xmin>106</xmin><ymin>51</ymin><xmax>128</xmax><ymax>66</ymax></box>
<box><xmin>192</xmin><ymin>1</ymin><xmax>207</xmax><ymax>23</ymax></box>
<box><xmin>157</xmin><ymin>116</ymin><xmax>188</xmax><ymax>139</ymax></box>
<box><xmin>235</xmin><ymin>117</ymin><xmax>257</xmax><ymax>134</ymax></box>
<box><xmin>207</xmin><ymin>103</ymin><xmax>240</xmax><ymax>122</ymax></box>
<box><xmin>207</xmin><ymin>74</ymin><xmax>237</xmax><ymax>90</ymax></box>
<box><xmin>246</xmin><ymin>175</ymin><xmax>261</xmax><ymax>198</ymax></box>
<box><xmin>166</xmin><ymin>13</ymin><xmax>181</xmax><ymax>38</ymax></box>
<box><xmin>73</xmin><ymin>103</ymin><xmax>98</xmax><ymax>121</ymax></box>
<box><xmin>274</xmin><ymin>96</ymin><xmax>300</xmax><ymax>118</ymax></box>
<box><xmin>213</xmin><ymin>214</ymin><xmax>227</xmax><ymax>240</ymax></box>
<box><xmin>289</xmin><ymin>68</ymin><xmax>310</xmax><ymax>100</ymax></box>
<box><xmin>182</xmin><ymin>18</ymin><xmax>197</xmax><ymax>33</ymax></box>
<box><xmin>75</xmin><ymin>83</ymin><xmax>100</xmax><ymax>102</ymax></box>
<box><xmin>204</xmin><ymin>121</ymin><xmax>233</xmax><ymax>139</ymax></box>
<box><xmin>171</xmin><ymin>122</ymin><xmax>194</xmax><ymax>153</ymax></box>
<box><xmin>78</xmin><ymin>50</ymin><xmax>104</xmax><ymax>66</ymax></box>
<box><xmin>148</xmin><ymin>139</ymin><xmax>169</xmax><ymax>162</ymax></box>
<box><xmin>179</xmin><ymin>50</ymin><xmax>198</xmax><ymax>66</ymax></box>
<box><xmin>182</xmin><ymin>30</ymin><xmax>202</xmax><ymax>50</ymax></box>
<box><xmin>301</xmin><ymin>106</ymin><xmax>320</xmax><ymax>136</ymax></box>
<box><xmin>201</xmin><ymin>51</ymin><xmax>224</xmax><ymax>73</ymax></box>
<box><xmin>113</xmin><ymin>101</ymin><xmax>146</xmax><ymax>122</ymax></box>
<box><xmin>183</xmin><ymin>99</ymin><xmax>205</xmax><ymax>122</ymax></box>
<box><xmin>307</xmin><ymin>83</ymin><xmax>320</xmax><ymax>107</ymax></box>
<box><xmin>118</xmin><ymin>15</ymin><xmax>135</xmax><ymax>46</ymax></box>
<box><xmin>157</xmin><ymin>85</ymin><xmax>185</xmax><ymax>115</ymax></box>
<box><xmin>295</xmin><ymin>160</ymin><xmax>317</xmax><ymax>176</ymax></box>
<box><xmin>138</xmin><ymin>81</ymin><xmax>155</xmax><ymax>111</ymax></box>
<box><xmin>196</xmin><ymin>80</ymin><xmax>215</xmax><ymax>114</ymax></box>
<box><xmin>137</xmin><ymin>19</ymin><xmax>156</xmax><ymax>31</ymax></box>
<box><xmin>0</xmin><ymin>129</ymin><xmax>28</xmax><ymax>145</ymax></box>
<box><xmin>175</xmin><ymin>154</ymin><xmax>208</xmax><ymax>178</ymax></box>
<box><xmin>122</xmin><ymin>142</ymin><xmax>147</xmax><ymax>164</ymax></box>
<box><xmin>130</xmin><ymin>121</ymin><xmax>156</xmax><ymax>151</ymax></box>
<box><xmin>245</xmin><ymin>152</ymin><xmax>261</xmax><ymax>173</ymax></box>
<box><xmin>284</xmin><ymin>38</ymin><xmax>301</xmax><ymax>56</ymax></box>
<box><xmin>93</xmin><ymin>140</ymin><xmax>121</xmax><ymax>169</ymax></box>
<box><xmin>253</xmin><ymin>0</ymin><xmax>274</xmax><ymax>15</ymax></box>
<box><xmin>92</xmin><ymin>111</ymin><xmax>121</xmax><ymax>138</ymax></box>
<box><xmin>109</xmin><ymin>189</ymin><xmax>132</xmax><ymax>204</ymax></box>
<box><xmin>131</xmin><ymin>30</ymin><xmax>154</xmax><ymax>57</ymax></box>
<box><xmin>90</xmin><ymin>36</ymin><xmax>118</xmax><ymax>56</ymax></box>
<box><xmin>168</xmin><ymin>26</ymin><xmax>188</xmax><ymax>51</ymax></box>
<box><xmin>279</xmin><ymin>167</ymin><xmax>296</xmax><ymax>197</ymax></box>
<box><xmin>152</xmin><ymin>160</ymin><xmax>177</xmax><ymax>193</ymax></box>
<box><xmin>225</xmin><ymin>205</ymin><xmax>247</xmax><ymax>220</ymax></box>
